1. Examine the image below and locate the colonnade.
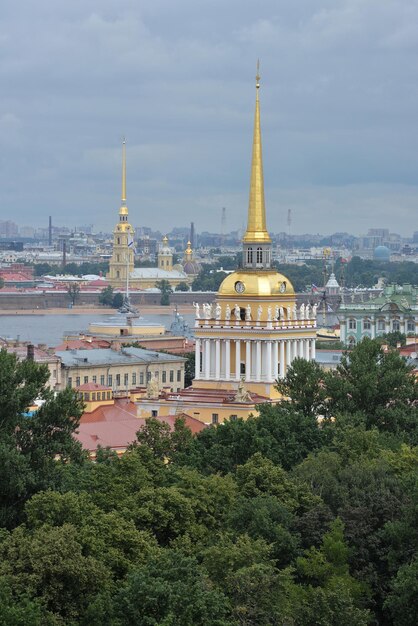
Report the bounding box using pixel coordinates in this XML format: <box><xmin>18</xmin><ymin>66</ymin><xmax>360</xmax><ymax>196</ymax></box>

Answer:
<box><xmin>195</xmin><ymin>337</ymin><xmax>316</xmax><ymax>382</ymax></box>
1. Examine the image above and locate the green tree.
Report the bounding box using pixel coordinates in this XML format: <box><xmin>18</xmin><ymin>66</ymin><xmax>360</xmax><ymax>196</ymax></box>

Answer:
<box><xmin>112</xmin><ymin>292</ymin><xmax>124</xmax><ymax>309</ymax></box>
<box><xmin>98</xmin><ymin>285</ymin><xmax>114</xmax><ymax>306</ymax></box>
<box><xmin>112</xmin><ymin>550</ymin><xmax>232</xmax><ymax>626</ymax></box>
<box><xmin>175</xmin><ymin>281</ymin><xmax>189</xmax><ymax>291</ymax></box>
<box><xmin>184</xmin><ymin>351</ymin><xmax>195</xmax><ymax>387</ymax></box>
<box><xmin>0</xmin><ymin>350</ymin><xmax>84</xmax><ymax>528</ymax></box>
<box><xmin>156</xmin><ymin>279</ymin><xmax>173</xmax><ymax>305</ymax></box>
<box><xmin>276</xmin><ymin>357</ymin><xmax>329</xmax><ymax>418</ymax></box>
<box><xmin>385</xmin><ymin>557</ymin><xmax>418</xmax><ymax>626</ymax></box>
<box><xmin>66</xmin><ymin>282</ymin><xmax>80</xmax><ymax>305</ymax></box>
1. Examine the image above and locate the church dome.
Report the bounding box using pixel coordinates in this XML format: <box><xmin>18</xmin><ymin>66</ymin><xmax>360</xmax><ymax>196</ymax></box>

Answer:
<box><xmin>374</xmin><ymin>245</ymin><xmax>390</xmax><ymax>261</ymax></box>
<box><xmin>217</xmin><ymin>270</ymin><xmax>294</xmax><ymax>299</ymax></box>
<box><xmin>183</xmin><ymin>260</ymin><xmax>201</xmax><ymax>275</ymax></box>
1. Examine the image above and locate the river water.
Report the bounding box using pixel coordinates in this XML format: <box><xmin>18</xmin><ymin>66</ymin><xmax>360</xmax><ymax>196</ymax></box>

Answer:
<box><xmin>0</xmin><ymin>312</ymin><xmax>196</xmax><ymax>347</ymax></box>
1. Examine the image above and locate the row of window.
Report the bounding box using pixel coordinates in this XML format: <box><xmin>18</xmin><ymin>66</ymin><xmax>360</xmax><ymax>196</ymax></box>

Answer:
<box><xmin>68</xmin><ymin>369</ymin><xmax>182</xmax><ymax>388</ymax></box>
<box><xmin>246</xmin><ymin>247</ymin><xmax>270</xmax><ymax>265</ymax></box>
<box><xmin>348</xmin><ymin>318</ymin><xmax>415</xmax><ymax>332</ymax></box>
<box><xmin>211</xmin><ymin>414</ymin><xmax>237</xmax><ymax>425</ymax></box>
<box><xmin>80</xmin><ymin>391</ymin><xmax>112</xmax><ymax>402</ymax></box>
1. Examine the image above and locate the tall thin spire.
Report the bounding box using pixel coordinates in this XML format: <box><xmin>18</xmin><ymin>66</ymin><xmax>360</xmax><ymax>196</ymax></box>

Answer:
<box><xmin>121</xmin><ymin>137</ymin><xmax>127</xmax><ymax>204</ymax></box>
<box><xmin>242</xmin><ymin>61</ymin><xmax>271</xmax><ymax>244</ymax></box>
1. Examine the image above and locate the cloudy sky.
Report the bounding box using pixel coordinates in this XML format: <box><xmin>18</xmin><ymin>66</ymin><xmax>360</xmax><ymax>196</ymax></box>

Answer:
<box><xmin>1</xmin><ymin>0</ymin><xmax>418</xmax><ymax>236</ymax></box>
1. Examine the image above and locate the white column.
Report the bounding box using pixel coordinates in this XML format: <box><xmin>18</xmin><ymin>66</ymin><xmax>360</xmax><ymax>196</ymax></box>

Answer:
<box><xmin>304</xmin><ymin>338</ymin><xmax>310</xmax><ymax>360</ymax></box>
<box><xmin>256</xmin><ymin>340</ymin><xmax>261</xmax><ymax>382</ymax></box>
<box><xmin>195</xmin><ymin>338</ymin><xmax>201</xmax><ymax>379</ymax></box>
<box><xmin>235</xmin><ymin>339</ymin><xmax>241</xmax><ymax>380</ymax></box>
<box><xmin>286</xmin><ymin>340</ymin><xmax>291</xmax><ymax>368</ymax></box>
<box><xmin>215</xmin><ymin>339</ymin><xmax>220</xmax><ymax>380</ymax></box>
<box><xmin>279</xmin><ymin>341</ymin><xmax>285</xmax><ymax>378</ymax></box>
<box><xmin>245</xmin><ymin>340</ymin><xmax>251</xmax><ymax>382</ymax></box>
<box><xmin>225</xmin><ymin>340</ymin><xmax>231</xmax><ymax>380</ymax></box>
<box><xmin>205</xmin><ymin>339</ymin><xmax>210</xmax><ymax>378</ymax></box>
<box><xmin>299</xmin><ymin>339</ymin><xmax>304</xmax><ymax>358</ymax></box>
<box><xmin>340</xmin><ymin>320</ymin><xmax>346</xmax><ymax>344</ymax></box>
<box><xmin>273</xmin><ymin>341</ymin><xmax>279</xmax><ymax>379</ymax></box>
<box><xmin>266</xmin><ymin>341</ymin><xmax>272</xmax><ymax>381</ymax></box>
<box><xmin>311</xmin><ymin>338</ymin><xmax>316</xmax><ymax>361</ymax></box>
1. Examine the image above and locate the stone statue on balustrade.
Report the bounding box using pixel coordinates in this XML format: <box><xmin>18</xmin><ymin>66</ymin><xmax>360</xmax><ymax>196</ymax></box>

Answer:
<box><xmin>234</xmin><ymin>303</ymin><xmax>240</xmax><ymax>321</ymax></box>
<box><xmin>234</xmin><ymin>378</ymin><xmax>252</xmax><ymax>403</ymax></box>
<box><xmin>245</xmin><ymin>304</ymin><xmax>252</xmax><ymax>321</ymax></box>
<box><xmin>146</xmin><ymin>374</ymin><xmax>159</xmax><ymax>400</ymax></box>
<box><xmin>312</xmin><ymin>303</ymin><xmax>318</xmax><ymax>318</ymax></box>
<box><xmin>257</xmin><ymin>305</ymin><xmax>262</xmax><ymax>321</ymax></box>
<box><xmin>299</xmin><ymin>303</ymin><xmax>305</xmax><ymax>319</ymax></box>
<box><xmin>203</xmin><ymin>303</ymin><xmax>211</xmax><ymax>320</ymax></box>
<box><xmin>305</xmin><ymin>304</ymin><xmax>310</xmax><ymax>318</ymax></box>
<box><xmin>280</xmin><ymin>306</ymin><xmax>285</xmax><ymax>320</ymax></box>
<box><xmin>267</xmin><ymin>306</ymin><xmax>272</xmax><ymax>321</ymax></box>
<box><xmin>275</xmin><ymin>305</ymin><xmax>280</xmax><ymax>320</ymax></box>
<box><xmin>193</xmin><ymin>302</ymin><xmax>200</xmax><ymax>319</ymax></box>
<box><xmin>225</xmin><ymin>304</ymin><xmax>231</xmax><ymax>320</ymax></box>
<box><xmin>292</xmin><ymin>304</ymin><xmax>298</xmax><ymax>320</ymax></box>
<box><xmin>215</xmin><ymin>302</ymin><xmax>221</xmax><ymax>320</ymax></box>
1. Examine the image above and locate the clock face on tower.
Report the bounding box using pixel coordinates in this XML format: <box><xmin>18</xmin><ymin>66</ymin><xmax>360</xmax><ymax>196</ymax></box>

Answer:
<box><xmin>279</xmin><ymin>281</ymin><xmax>287</xmax><ymax>293</ymax></box>
<box><xmin>234</xmin><ymin>281</ymin><xmax>245</xmax><ymax>294</ymax></box>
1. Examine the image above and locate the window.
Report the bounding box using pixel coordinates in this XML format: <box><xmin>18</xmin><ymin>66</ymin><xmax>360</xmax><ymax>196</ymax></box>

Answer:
<box><xmin>140</xmin><ymin>372</ymin><xmax>144</xmax><ymax>385</ymax></box>
<box><xmin>92</xmin><ymin>375</ymin><xmax>97</xmax><ymax>384</ymax></box>
<box><xmin>348</xmin><ymin>319</ymin><xmax>356</xmax><ymax>330</ymax></box>
<box><xmin>407</xmin><ymin>320</ymin><xmax>415</xmax><ymax>332</ymax></box>
<box><xmin>132</xmin><ymin>373</ymin><xmax>137</xmax><ymax>385</ymax></box>
<box><xmin>84</xmin><ymin>393</ymin><xmax>89</xmax><ymax>401</ymax></box>
<box><xmin>393</xmin><ymin>320</ymin><xmax>400</xmax><ymax>332</ymax></box>
<box><xmin>117</xmin><ymin>237</ymin><xmax>120</xmax><ymax>245</ymax></box>
<box><xmin>363</xmin><ymin>319</ymin><xmax>371</xmax><ymax>330</ymax></box>
<box><xmin>169</xmin><ymin>370</ymin><xmax>174</xmax><ymax>382</ymax></box>
<box><xmin>240</xmin><ymin>363</ymin><xmax>245</xmax><ymax>374</ymax></box>
<box><xmin>377</xmin><ymin>319</ymin><xmax>385</xmax><ymax>331</ymax></box>
<box><xmin>116</xmin><ymin>374</ymin><xmax>121</xmax><ymax>386</ymax></box>
<box><xmin>247</xmin><ymin>247</ymin><xmax>253</xmax><ymax>264</ymax></box>
<box><xmin>212</xmin><ymin>413</ymin><xmax>219</xmax><ymax>424</ymax></box>
<box><xmin>107</xmin><ymin>391</ymin><xmax>112</xmax><ymax>400</ymax></box>
<box><xmin>107</xmin><ymin>374</ymin><xmax>113</xmax><ymax>387</ymax></box>
<box><xmin>256</xmin><ymin>247</ymin><xmax>262</xmax><ymax>263</ymax></box>
<box><xmin>76</xmin><ymin>376</ymin><xmax>80</xmax><ymax>387</ymax></box>
<box><xmin>230</xmin><ymin>415</ymin><xmax>237</xmax><ymax>421</ymax></box>
<box><xmin>147</xmin><ymin>371</ymin><xmax>152</xmax><ymax>382</ymax></box>
<box><xmin>117</xmin><ymin>254</ymin><xmax>120</xmax><ymax>262</ymax></box>
<box><xmin>151</xmin><ymin>410</ymin><xmax>158</xmax><ymax>417</ymax></box>
<box><xmin>124</xmin><ymin>373</ymin><xmax>129</xmax><ymax>386</ymax></box>
<box><xmin>92</xmin><ymin>393</ymin><xmax>96</xmax><ymax>401</ymax></box>
<box><xmin>100</xmin><ymin>375</ymin><xmax>105</xmax><ymax>385</ymax></box>
<box><xmin>177</xmin><ymin>370</ymin><xmax>181</xmax><ymax>382</ymax></box>
<box><xmin>68</xmin><ymin>377</ymin><xmax>72</xmax><ymax>387</ymax></box>
<box><xmin>84</xmin><ymin>376</ymin><xmax>88</xmax><ymax>384</ymax></box>
<box><xmin>162</xmin><ymin>371</ymin><xmax>167</xmax><ymax>383</ymax></box>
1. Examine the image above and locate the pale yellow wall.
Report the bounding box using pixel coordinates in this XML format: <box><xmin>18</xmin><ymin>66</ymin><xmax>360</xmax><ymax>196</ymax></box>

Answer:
<box><xmin>60</xmin><ymin>361</ymin><xmax>184</xmax><ymax>393</ymax></box>
<box><xmin>136</xmin><ymin>398</ymin><xmax>261</xmax><ymax>424</ymax></box>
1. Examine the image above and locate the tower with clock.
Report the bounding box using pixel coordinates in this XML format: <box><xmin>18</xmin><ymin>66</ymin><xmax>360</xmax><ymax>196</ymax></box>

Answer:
<box><xmin>193</xmin><ymin>68</ymin><xmax>317</xmax><ymax>402</ymax></box>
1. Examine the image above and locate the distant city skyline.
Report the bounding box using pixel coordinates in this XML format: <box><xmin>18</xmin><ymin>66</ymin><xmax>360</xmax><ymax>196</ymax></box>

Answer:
<box><xmin>1</xmin><ymin>1</ymin><xmax>418</xmax><ymax>235</ymax></box>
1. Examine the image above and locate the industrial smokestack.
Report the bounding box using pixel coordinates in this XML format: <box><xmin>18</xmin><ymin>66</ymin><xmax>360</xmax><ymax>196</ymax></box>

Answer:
<box><xmin>62</xmin><ymin>241</ymin><xmax>66</xmax><ymax>269</ymax></box>
<box><xmin>27</xmin><ymin>344</ymin><xmax>35</xmax><ymax>361</ymax></box>
<box><xmin>48</xmin><ymin>216</ymin><xmax>52</xmax><ymax>246</ymax></box>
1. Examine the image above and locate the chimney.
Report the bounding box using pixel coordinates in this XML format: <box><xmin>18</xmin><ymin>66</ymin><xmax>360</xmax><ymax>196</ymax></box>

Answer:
<box><xmin>48</xmin><ymin>216</ymin><xmax>52</xmax><ymax>246</ymax></box>
<box><xmin>27</xmin><ymin>344</ymin><xmax>35</xmax><ymax>361</ymax></box>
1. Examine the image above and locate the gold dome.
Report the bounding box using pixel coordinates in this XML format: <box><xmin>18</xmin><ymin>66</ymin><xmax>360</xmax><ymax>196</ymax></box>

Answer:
<box><xmin>119</xmin><ymin>205</ymin><xmax>129</xmax><ymax>216</ymax></box>
<box><xmin>217</xmin><ymin>270</ymin><xmax>294</xmax><ymax>299</ymax></box>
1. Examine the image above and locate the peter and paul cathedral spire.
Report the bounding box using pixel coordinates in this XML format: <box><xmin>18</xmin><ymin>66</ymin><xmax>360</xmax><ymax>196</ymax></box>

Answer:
<box><xmin>108</xmin><ymin>139</ymin><xmax>135</xmax><ymax>288</ymax></box>
<box><xmin>242</xmin><ymin>61</ymin><xmax>272</xmax><ymax>270</ymax></box>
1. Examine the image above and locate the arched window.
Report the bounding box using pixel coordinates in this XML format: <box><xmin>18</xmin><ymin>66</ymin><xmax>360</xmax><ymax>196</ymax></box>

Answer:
<box><xmin>363</xmin><ymin>319</ymin><xmax>371</xmax><ymax>331</ymax></box>
<box><xmin>117</xmin><ymin>237</ymin><xmax>120</xmax><ymax>245</ymax></box>
<box><xmin>348</xmin><ymin>318</ymin><xmax>356</xmax><ymax>330</ymax></box>
<box><xmin>247</xmin><ymin>247</ymin><xmax>253</xmax><ymax>264</ymax></box>
<box><xmin>256</xmin><ymin>247</ymin><xmax>262</xmax><ymax>263</ymax></box>
<box><xmin>392</xmin><ymin>320</ymin><xmax>400</xmax><ymax>332</ymax></box>
<box><xmin>377</xmin><ymin>319</ymin><xmax>385</xmax><ymax>331</ymax></box>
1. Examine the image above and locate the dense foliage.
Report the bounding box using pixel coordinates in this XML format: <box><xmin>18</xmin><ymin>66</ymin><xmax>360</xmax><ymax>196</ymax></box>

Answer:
<box><xmin>0</xmin><ymin>339</ymin><xmax>417</xmax><ymax>624</ymax></box>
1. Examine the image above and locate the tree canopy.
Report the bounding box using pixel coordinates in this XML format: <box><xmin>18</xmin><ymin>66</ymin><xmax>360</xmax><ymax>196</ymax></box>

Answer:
<box><xmin>0</xmin><ymin>338</ymin><xmax>417</xmax><ymax>624</ymax></box>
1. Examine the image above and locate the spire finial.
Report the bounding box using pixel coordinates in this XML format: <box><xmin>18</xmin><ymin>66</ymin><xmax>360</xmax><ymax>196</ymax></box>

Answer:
<box><xmin>121</xmin><ymin>137</ymin><xmax>126</xmax><ymax>204</ymax></box>
<box><xmin>242</xmin><ymin>63</ymin><xmax>271</xmax><ymax>245</ymax></box>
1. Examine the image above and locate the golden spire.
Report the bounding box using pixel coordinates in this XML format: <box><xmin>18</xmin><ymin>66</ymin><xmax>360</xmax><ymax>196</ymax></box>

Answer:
<box><xmin>242</xmin><ymin>61</ymin><xmax>271</xmax><ymax>244</ymax></box>
<box><xmin>122</xmin><ymin>138</ymin><xmax>127</xmax><ymax>202</ymax></box>
<box><xmin>119</xmin><ymin>138</ymin><xmax>128</xmax><ymax>217</ymax></box>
